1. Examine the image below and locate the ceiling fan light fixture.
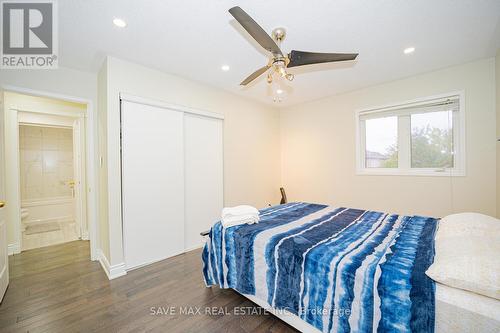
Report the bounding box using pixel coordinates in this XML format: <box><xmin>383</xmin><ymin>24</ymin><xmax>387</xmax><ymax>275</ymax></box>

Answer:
<box><xmin>270</xmin><ymin>76</ymin><xmax>288</xmax><ymax>103</ymax></box>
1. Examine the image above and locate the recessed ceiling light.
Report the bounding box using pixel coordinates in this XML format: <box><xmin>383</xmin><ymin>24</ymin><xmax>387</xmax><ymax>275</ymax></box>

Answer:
<box><xmin>113</xmin><ymin>18</ymin><xmax>127</xmax><ymax>28</ymax></box>
<box><xmin>276</xmin><ymin>89</ymin><xmax>284</xmax><ymax>95</ymax></box>
<box><xmin>404</xmin><ymin>47</ymin><xmax>415</xmax><ymax>54</ymax></box>
<box><xmin>221</xmin><ymin>65</ymin><xmax>230</xmax><ymax>71</ymax></box>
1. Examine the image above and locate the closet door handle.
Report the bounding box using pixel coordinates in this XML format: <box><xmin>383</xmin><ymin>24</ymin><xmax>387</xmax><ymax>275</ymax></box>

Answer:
<box><xmin>0</xmin><ymin>201</ymin><xmax>5</xmax><ymax>208</ymax></box>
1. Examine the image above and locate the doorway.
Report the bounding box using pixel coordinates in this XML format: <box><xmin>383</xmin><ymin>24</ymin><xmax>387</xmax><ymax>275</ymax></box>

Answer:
<box><xmin>3</xmin><ymin>90</ymin><xmax>94</xmax><ymax>255</ymax></box>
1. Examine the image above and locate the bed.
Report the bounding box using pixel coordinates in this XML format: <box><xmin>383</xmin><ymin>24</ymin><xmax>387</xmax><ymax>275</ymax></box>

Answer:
<box><xmin>202</xmin><ymin>202</ymin><xmax>499</xmax><ymax>332</ymax></box>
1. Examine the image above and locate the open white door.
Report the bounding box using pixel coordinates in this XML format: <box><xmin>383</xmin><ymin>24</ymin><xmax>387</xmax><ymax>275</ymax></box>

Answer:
<box><xmin>0</xmin><ymin>88</ymin><xmax>9</xmax><ymax>302</ymax></box>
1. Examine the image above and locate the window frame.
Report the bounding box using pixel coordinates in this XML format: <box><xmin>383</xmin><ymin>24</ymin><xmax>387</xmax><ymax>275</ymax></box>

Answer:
<box><xmin>355</xmin><ymin>91</ymin><xmax>466</xmax><ymax>177</ymax></box>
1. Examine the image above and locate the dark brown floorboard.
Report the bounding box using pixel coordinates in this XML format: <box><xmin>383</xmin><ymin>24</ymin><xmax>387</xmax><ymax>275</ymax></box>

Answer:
<box><xmin>0</xmin><ymin>241</ymin><xmax>298</xmax><ymax>333</ymax></box>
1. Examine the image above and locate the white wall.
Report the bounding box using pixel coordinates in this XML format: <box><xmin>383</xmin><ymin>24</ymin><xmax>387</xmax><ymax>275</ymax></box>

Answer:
<box><xmin>0</xmin><ymin>68</ymin><xmax>97</xmax><ymax>104</ymax></box>
<box><xmin>280</xmin><ymin>58</ymin><xmax>496</xmax><ymax>217</ymax></box>
<box><xmin>99</xmin><ymin>57</ymin><xmax>281</xmax><ymax>266</ymax></box>
<box><xmin>97</xmin><ymin>61</ymin><xmax>110</xmax><ymax>259</ymax></box>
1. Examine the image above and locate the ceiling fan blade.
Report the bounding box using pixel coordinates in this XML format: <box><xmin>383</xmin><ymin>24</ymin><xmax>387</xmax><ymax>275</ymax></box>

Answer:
<box><xmin>240</xmin><ymin>66</ymin><xmax>270</xmax><ymax>85</ymax></box>
<box><xmin>229</xmin><ymin>6</ymin><xmax>283</xmax><ymax>56</ymax></box>
<box><xmin>287</xmin><ymin>50</ymin><xmax>358</xmax><ymax>68</ymax></box>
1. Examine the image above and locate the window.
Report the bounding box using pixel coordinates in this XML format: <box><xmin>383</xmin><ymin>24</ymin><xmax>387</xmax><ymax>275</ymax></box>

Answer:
<box><xmin>357</xmin><ymin>93</ymin><xmax>464</xmax><ymax>176</ymax></box>
<box><xmin>364</xmin><ymin>116</ymin><xmax>398</xmax><ymax>168</ymax></box>
<box><xmin>411</xmin><ymin>111</ymin><xmax>453</xmax><ymax>169</ymax></box>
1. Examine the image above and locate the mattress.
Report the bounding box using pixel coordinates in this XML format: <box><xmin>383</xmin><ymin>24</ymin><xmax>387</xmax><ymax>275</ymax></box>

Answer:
<box><xmin>435</xmin><ymin>283</ymin><xmax>500</xmax><ymax>332</ymax></box>
<box><xmin>237</xmin><ymin>284</ymin><xmax>500</xmax><ymax>333</ymax></box>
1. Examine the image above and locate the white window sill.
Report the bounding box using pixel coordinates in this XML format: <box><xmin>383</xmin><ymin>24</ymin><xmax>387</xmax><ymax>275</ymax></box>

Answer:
<box><xmin>356</xmin><ymin>168</ymin><xmax>466</xmax><ymax>177</ymax></box>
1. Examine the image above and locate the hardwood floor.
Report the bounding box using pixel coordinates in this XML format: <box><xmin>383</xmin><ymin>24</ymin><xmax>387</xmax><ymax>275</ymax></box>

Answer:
<box><xmin>0</xmin><ymin>241</ymin><xmax>298</xmax><ymax>333</ymax></box>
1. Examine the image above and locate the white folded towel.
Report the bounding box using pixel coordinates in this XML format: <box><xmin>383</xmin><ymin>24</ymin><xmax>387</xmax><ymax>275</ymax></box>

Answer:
<box><xmin>221</xmin><ymin>205</ymin><xmax>259</xmax><ymax>219</ymax></box>
<box><xmin>221</xmin><ymin>214</ymin><xmax>260</xmax><ymax>228</ymax></box>
<box><xmin>221</xmin><ymin>205</ymin><xmax>260</xmax><ymax>228</ymax></box>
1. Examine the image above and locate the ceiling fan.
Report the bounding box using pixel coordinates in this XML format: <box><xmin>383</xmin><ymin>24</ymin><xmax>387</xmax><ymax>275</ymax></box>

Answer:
<box><xmin>228</xmin><ymin>6</ymin><xmax>358</xmax><ymax>96</ymax></box>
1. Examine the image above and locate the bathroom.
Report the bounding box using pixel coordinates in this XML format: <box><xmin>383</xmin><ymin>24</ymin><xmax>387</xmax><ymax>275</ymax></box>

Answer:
<box><xmin>19</xmin><ymin>124</ymin><xmax>78</xmax><ymax>250</ymax></box>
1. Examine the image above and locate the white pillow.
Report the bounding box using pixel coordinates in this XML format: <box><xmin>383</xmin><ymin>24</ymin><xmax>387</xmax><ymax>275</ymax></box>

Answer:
<box><xmin>426</xmin><ymin>235</ymin><xmax>500</xmax><ymax>300</ymax></box>
<box><xmin>435</xmin><ymin>212</ymin><xmax>500</xmax><ymax>239</ymax></box>
<box><xmin>427</xmin><ymin>212</ymin><xmax>500</xmax><ymax>300</ymax></box>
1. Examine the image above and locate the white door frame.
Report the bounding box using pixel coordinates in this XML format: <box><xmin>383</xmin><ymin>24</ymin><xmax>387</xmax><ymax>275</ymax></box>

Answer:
<box><xmin>0</xmin><ymin>87</ymin><xmax>9</xmax><ymax>302</ymax></box>
<box><xmin>2</xmin><ymin>85</ymin><xmax>98</xmax><ymax>261</ymax></box>
<box><xmin>72</xmin><ymin>118</ymin><xmax>86</xmax><ymax>239</ymax></box>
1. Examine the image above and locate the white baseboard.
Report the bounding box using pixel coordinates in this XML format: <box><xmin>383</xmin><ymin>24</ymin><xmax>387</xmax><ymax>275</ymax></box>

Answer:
<box><xmin>124</xmin><ymin>244</ymin><xmax>205</xmax><ymax>272</ymax></box>
<box><xmin>97</xmin><ymin>245</ymin><xmax>203</xmax><ymax>280</ymax></box>
<box><xmin>97</xmin><ymin>249</ymin><xmax>126</xmax><ymax>280</ymax></box>
<box><xmin>184</xmin><ymin>244</ymin><xmax>204</xmax><ymax>253</ymax></box>
<box><xmin>7</xmin><ymin>243</ymin><xmax>20</xmax><ymax>255</ymax></box>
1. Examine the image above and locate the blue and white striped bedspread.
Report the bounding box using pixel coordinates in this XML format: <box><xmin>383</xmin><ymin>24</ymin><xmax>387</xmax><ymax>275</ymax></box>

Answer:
<box><xmin>202</xmin><ymin>202</ymin><xmax>438</xmax><ymax>333</ymax></box>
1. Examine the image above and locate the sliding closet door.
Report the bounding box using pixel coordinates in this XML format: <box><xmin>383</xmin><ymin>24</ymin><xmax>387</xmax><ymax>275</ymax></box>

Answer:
<box><xmin>121</xmin><ymin>101</ymin><xmax>184</xmax><ymax>270</ymax></box>
<box><xmin>184</xmin><ymin>114</ymin><xmax>223</xmax><ymax>250</ymax></box>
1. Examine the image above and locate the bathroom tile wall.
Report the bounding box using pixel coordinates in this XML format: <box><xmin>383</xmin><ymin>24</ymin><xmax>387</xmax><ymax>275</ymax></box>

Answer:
<box><xmin>19</xmin><ymin>125</ymin><xmax>74</xmax><ymax>200</ymax></box>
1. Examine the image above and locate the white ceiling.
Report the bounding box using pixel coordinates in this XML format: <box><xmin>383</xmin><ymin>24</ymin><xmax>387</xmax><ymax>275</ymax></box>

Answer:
<box><xmin>59</xmin><ymin>0</ymin><xmax>500</xmax><ymax>107</ymax></box>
